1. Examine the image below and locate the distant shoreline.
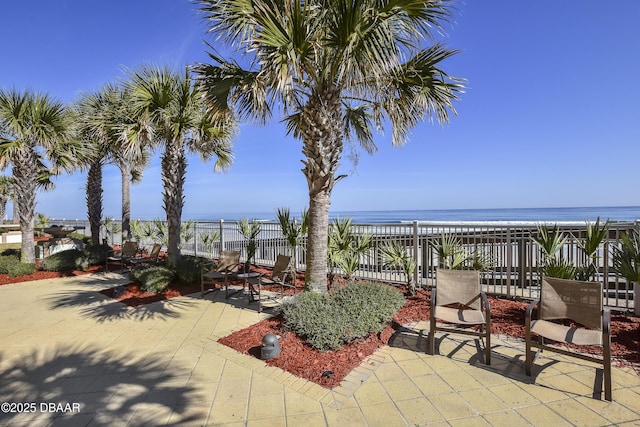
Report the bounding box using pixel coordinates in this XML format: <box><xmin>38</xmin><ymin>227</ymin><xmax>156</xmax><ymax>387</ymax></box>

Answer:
<box><xmin>48</xmin><ymin>206</ymin><xmax>640</xmax><ymax>224</ymax></box>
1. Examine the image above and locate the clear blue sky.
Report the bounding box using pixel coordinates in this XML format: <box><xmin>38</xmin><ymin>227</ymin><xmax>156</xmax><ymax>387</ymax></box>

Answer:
<box><xmin>1</xmin><ymin>1</ymin><xmax>639</xmax><ymax>220</ymax></box>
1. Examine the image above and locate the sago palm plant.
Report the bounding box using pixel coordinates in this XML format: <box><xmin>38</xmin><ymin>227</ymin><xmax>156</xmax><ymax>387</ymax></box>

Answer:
<box><xmin>379</xmin><ymin>241</ymin><xmax>417</xmax><ymax>295</ymax></box>
<box><xmin>238</xmin><ymin>217</ymin><xmax>262</xmax><ymax>264</ymax></box>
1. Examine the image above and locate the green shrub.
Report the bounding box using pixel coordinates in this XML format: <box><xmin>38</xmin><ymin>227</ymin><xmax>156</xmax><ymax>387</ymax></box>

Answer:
<box><xmin>40</xmin><ymin>249</ymin><xmax>87</xmax><ymax>272</ymax></box>
<box><xmin>0</xmin><ymin>254</ymin><xmax>19</xmax><ymax>274</ymax></box>
<box><xmin>174</xmin><ymin>256</ymin><xmax>204</xmax><ymax>286</ymax></box>
<box><xmin>0</xmin><ymin>248</ymin><xmax>21</xmax><ymax>257</ymax></box>
<box><xmin>8</xmin><ymin>262</ymin><xmax>36</xmax><ymax>277</ymax></box>
<box><xmin>282</xmin><ymin>281</ymin><xmax>404</xmax><ymax>351</ymax></box>
<box><xmin>85</xmin><ymin>244</ymin><xmax>112</xmax><ymax>266</ymax></box>
<box><xmin>130</xmin><ymin>265</ymin><xmax>175</xmax><ymax>294</ymax></box>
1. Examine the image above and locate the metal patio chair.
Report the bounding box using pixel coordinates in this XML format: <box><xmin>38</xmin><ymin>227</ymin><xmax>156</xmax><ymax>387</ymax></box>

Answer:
<box><xmin>525</xmin><ymin>277</ymin><xmax>612</xmax><ymax>401</ymax></box>
<box><xmin>200</xmin><ymin>250</ymin><xmax>241</xmax><ymax>298</ymax></box>
<box><xmin>247</xmin><ymin>254</ymin><xmax>294</xmax><ymax>312</ymax></box>
<box><xmin>106</xmin><ymin>241</ymin><xmax>139</xmax><ymax>272</ymax></box>
<box><xmin>429</xmin><ymin>269</ymin><xmax>492</xmax><ymax>365</ymax></box>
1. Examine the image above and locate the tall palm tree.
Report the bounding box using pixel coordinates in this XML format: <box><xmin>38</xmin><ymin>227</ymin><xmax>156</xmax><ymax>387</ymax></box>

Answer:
<box><xmin>0</xmin><ymin>88</ymin><xmax>77</xmax><ymax>263</ymax></box>
<box><xmin>0</xmin><ymin>175</ymin><xmax>13</xmax><ymax>223</ymax></box>
<box><xmin>125</xmin><ymin>65</ymin><xmax>236</xmax><ymax>265</ymax></box>
<box><xmin>194</xmin><ymin>0</ymin><xmax>465</xmax><ymax>291</ymax></box>
<box><xmin>75</xmin><ymin>83</ymin><xmax>148</xmax><ymax>245</ymax></box>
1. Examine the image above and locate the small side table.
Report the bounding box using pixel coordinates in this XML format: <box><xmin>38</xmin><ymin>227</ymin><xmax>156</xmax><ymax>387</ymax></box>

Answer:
<box><xmin>234</xmin><ymin>272</ymin><xmax>262</xmax><ymax>302</ymax></box>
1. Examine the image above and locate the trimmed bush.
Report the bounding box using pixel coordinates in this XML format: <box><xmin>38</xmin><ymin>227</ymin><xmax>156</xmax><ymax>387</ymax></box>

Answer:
<box><xmin>8</xmin><ymin>262</ymin><xmax>36</xmax><ymax>277</ymax></box>
<box><xmin>130</xmin><ymin>265</ymin><xmax>175</xmax><ymax>294</ymax></box>
<box><xmin>174</xmin><ymin>256</ymin><xmax>204</xmax><ymax>286</ymax></box>
<box><xmin>0</xmin><ymin>248</ymin><xmax>21</xmax><ymax>257</ymax></box>
<box><xmin>85</xmin><ymin>244</ymin><xmax>112</xmax><ymax>266</ymax></box>
<box><xmin>40</xmin><ymin>249</ymin><xmax>87</xmax><ymax>272</ymax></box>
<box><xmin>282</xmin><ymin>281</ymin><xmax>404</xmax><ymax>351</ymax></box>
<box><xmin>0</xmin><ymin>254</ymin><xmax>20</xmax><ymax>274</ymax></box>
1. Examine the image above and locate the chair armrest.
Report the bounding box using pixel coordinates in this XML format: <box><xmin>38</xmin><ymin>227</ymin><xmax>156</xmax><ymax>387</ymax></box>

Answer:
<box><xmin>430</xmin><ymin>287</ymin><xmax>437</xmax><ymax>310</ymax></box>
<box><xmin>525</xmin><ymin>298</ymin><xmax>539</xmax><ymax>329</ymax></box>
<box><xmin>480</xmin><ymin>292</ymin><xmax>491</xmax><ymax>317</ymax></box>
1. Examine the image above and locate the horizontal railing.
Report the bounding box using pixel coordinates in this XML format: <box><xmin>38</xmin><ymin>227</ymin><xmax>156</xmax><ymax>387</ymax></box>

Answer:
<box><xmin>51</xmin><ymin>218</ymin><xmax>637</xmax><ymax>311</ymax></box>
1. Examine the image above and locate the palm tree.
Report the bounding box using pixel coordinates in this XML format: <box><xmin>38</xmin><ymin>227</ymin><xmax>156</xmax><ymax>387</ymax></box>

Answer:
<box><xmin>75</xmin><ymin>83</ymin><xmax>149</xmax><ymax>246</ymax></box>
<box><xmin>195</xmin><ymin>0</ymin><xmax>464</xmax><ymax>291</ymax></box>
<box><xmin>125</xmin><ymin>65</ymin><xmax>236</xmax><ymax>265</ymax></box>
<box><xmin>0</xmin><ymin>88</ymin><xmax>77</xmax><ymax>263</ymax></box>
<box><xmin>0</xmin><ymin>175</ymin><xmax>13</xmax><ymax>223</ymax></box>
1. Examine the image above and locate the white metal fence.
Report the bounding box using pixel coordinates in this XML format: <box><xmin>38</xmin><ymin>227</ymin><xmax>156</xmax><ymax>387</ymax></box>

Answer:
<box><xmin>51</xmin><ymin>218</ymin><xmax>637</xmax><ymax>310</ymax></box>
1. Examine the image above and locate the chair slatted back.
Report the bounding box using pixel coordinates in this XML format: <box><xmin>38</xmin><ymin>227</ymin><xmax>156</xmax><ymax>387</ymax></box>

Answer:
<box><xmin>217</xmin><ymin>251</ymin><xmax>241</xmax><ymax>272</ymax></box>
<box><xmin>272</xmin><ymin>255</ymin><xmax>291</xmax><ymax>281</ymax></box>
<box><xmin>149</xmin><ymin>244</ymin><xmax>162</xmax><ymax>261</ymax></box>
<box><xmin>436</xmin><ymin>269</ymin><xmax>481</xmax><ymax>309</ymax></box>
<box><xmin>121</xmin><ymin>241</ymin><xmax>139</xmax><ymax>257</ymax></box>
<box><xmin>540</xmin><ymin>277</ymin><xmax>603</xmax><ymax>330</ymax></box>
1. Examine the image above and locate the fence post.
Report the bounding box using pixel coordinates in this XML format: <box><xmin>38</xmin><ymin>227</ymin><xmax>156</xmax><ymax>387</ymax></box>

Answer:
<box><xmin>413</xmin><ymin>220</ymin><xmax>419</xmax><ymax>288</ymax></box>
<box><xmin>219</xmin><ymin>219</ymin><xmax>225</xmax><ymax>252</ymax></box>
<box><xmin>506</xmin><ymin>227</ymin><xmax>512</xmax><ymax>297</ymax></box>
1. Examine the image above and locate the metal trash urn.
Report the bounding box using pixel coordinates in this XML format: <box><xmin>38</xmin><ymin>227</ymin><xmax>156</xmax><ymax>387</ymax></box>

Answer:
<box><xmin>261</xmin><ymin>334</ymin><xmax>281</xmax><ymax>360</ymax></box>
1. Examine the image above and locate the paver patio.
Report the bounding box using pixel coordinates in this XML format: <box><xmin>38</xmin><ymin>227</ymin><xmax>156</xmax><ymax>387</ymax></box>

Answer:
<box><xmin>1</xmin><ymin>274</ymin><xmax>639</xmax><ymax>426</ymax></box>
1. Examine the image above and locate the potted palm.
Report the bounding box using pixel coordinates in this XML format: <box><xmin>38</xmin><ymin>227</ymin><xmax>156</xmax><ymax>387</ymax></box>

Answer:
<box><xmin>612</xmin><ymin>227</ymin><xmax>640</xmax><ymax>315</ymax></box>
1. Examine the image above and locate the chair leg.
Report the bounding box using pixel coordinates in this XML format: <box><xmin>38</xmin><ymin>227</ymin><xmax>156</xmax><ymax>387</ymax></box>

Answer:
<box><xmin>604</xmin><ymin>345</ymin><xmax>612</xmax><ymax>401</ymax></box>
<box><xmin>428</xmin><ymin>316</ymin><xmax>436</xmax><ymax>355</ymax></box>
<box><xmin>485</xmin><ymin>329</ymin><xmax>491</xmax><ymax>365</ymax></box>
<box><xmin>525</xmin><ymin>330</ymin><xmax>532</xmax><ymax>376</ymax></box>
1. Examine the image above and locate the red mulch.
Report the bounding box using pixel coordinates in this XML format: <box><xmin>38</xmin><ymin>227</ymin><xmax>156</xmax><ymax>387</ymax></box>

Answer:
<box><xmin>5</xmin><ymin>261</ymin><xmax>638</xmax><ymax>389</ymax></box>
<box><xmin>0</xmin><ymin>265</ymin><xmax>102</xmax><ymax>286</ymax></box>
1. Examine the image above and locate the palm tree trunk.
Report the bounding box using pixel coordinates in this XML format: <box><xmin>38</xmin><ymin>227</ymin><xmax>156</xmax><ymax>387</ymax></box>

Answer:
<box><xmin>86</xmin><ymin>162</ymin><xmax>103</xmax><ymax>246</ymax></box>
<box><xmin>300</xmin><ymin>85</ymin><xmax>343</xmax><ymax>292</ymax></box>
<box><xmin>120</xmin><ymin>162</ymin><xmax>132</xmax><ymax>242</ymax></box>
<box><xmin>162</xmin><ymin>140</ymin><xmax>186</xmax><ymax>265</ymax></box>
<box><xmin>0</xmin><ymin>196</ymin><xmax>7</xmax><ymax>223</ymax></box>
<box><xmin>13</xmin><ymin>148</ymin><xmax>38</xmax><ymax>263</ymax></box>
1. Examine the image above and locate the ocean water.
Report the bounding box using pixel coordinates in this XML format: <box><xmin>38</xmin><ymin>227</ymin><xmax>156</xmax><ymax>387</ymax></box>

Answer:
<box><xmin>200</xmin><ymin>206</ymin><xmax>640</xmax><ymax>224</ymax></box>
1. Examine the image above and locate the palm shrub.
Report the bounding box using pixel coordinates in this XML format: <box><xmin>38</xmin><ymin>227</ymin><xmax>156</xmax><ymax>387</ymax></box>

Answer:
<box><xmin>102</xmin><ymin>216</ymin><xmax>121</xmax><ymax>244</ymax></box>
<box><xmin>238</xmin><ymin>217</ymin><xmax>261</xmax><ymax>264</ymax></box>
<box><xmin>612</xmin><ymin>227</ymin><xmax>640</xmax><ymax>315</ymax></box>
<box><xmin>35</xmin><ymin>212</ymin><xmax>50</xmax><ymax>236</ymax></box>
<box><xmin>531</xmin><ymin>224</ymin><xmax>575</xmax><ymax>279</ymax></box>
<box><xmin>180</xmin><ymin>219</ymin><xmax>195</xmax><ymax>249</ymax></box>
<box><xmin>379</xmin><ymin>241</ymin><xmax>416</xmax><ymax>295</ymax></box>
<box><xmin>575</xmin><ymin>217</ymin><xmax>609</xmax><ymax>281</ymax></box>
<box><xmin>433</xmin><ymin>234</ymin><xmax>493</xmax><ymax>271</ymax></box>
<box><xmin>327</xmin><ymin>217</ymin><xmax>371</xmax><ymax>287</ymax></box>
<box><xmin>198</xmin><ymin>230</ymin><xmax>220</xmax><ymax>259</ymax></box>
<box><xmin>276</xmin><ymin>207</ymin><xmax>308</xmax><ymax>272</ymax></box>
<box><xmin>281</xmin><ymin>281</ymin><xmax>404</xmax><ymax>351</ymax></box>
<box><xmin>130</xmin><ymin>265</ymin><xmax>175</xmax><ymax>294</ymax></box>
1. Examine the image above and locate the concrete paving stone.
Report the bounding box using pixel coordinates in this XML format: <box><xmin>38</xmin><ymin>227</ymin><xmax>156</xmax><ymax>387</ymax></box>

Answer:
<box><xmin>427</xmin><ymin>392</ymin><xmax>478</xmax><ymax>420</ymax></box>
<box><xmin>323</xmin><ymin>406</ymin><xmax>366</xmax><ymax>426</ymax></box>
<box><xmin>247</xmin><ymin>392</ymin><xmax>285</xmax><ymax>419</ymax></box>
<box><xmin>380</xmin><ymin>378</ymin><xmax>423</xmax><ymax>401</ymax></box>
<box><xmin>546</xmin><ymin>399</ymin><xmax>611</xmax><ymax>426</ymax></box>
<box><xmin>246</xmin><ymin>415</ymin><xmax>287</xmax><ymax>426</ymax></box>
<box><xmin>489</xmin><ymin>383</ymin><xmax>541</xmax><ymax>408</ymax></box>
<box><xmin>214</xmin><ymin>378</ymin><xmax>251</xmax><ymax>401</ymax></box>
<box><xmin>397</xmin><ymin>357</ymin><xmax>435</xmax><ymax>377</ymax></box>
<box><xmin>516</xmin><ymin>404</ymin><xmax>574</xmax><ymax>426</ymax></box>
<box><xmin>360</xmin><ymin>402</ymin><xmax>408</xmax><ymax>427</ymax></box>
<box><xmin>438</xmin><ymin>369</ymin><xmax>485</xmax><ymax>392</ymax></box>
<box><xmin>284</xmin><ymin>390</ymin><xmax>324</xmax><ymax>416</ymax></box>
<box><xmin>481</xmin><ymin>410</ymin><xmax>531</xmax><ymax>426</ymax></box>
<box><xmin>286</xmin><ymin>412</ymin><xmax>328</xmax><ymax>427</ymax></box>
<box><xmin>352</xmin><ymin>380</ymin><xmax>392</xmax><ymax>406</ymax></box>
<box><xmin>516</xmin><ymin>382</ymin><xmax>571</xmax><ymax>403</ymax></box>
<box><xmin>537</xmin><ymin>372</ymin><xmax>602</xmax><ymax>398</ymax></box>
<box><xmin>458</xmin><ymin>388</ymin><xmax>511</xmax><ymax>413</ymax></box>
<box><xmin>411</xmin><ymin>373</ymin><xmax>455</xmax><ymax>395</ymax></box>
<box><xmin>447</xmin><ymin>416</ymin><xmax>491</xmax><ymax>427</ymax></box>
<box><xmin>374</xmin><ymin>361</ymin><xmax>410</xmax><ymax>381</ymax></box>
<box><xmin>208</xmin><ymin>397</ymin><xmax>249</xmax><ymax>424</ymax></box>
<box><xmin>423</xmin><ymin>354</ymin><xmax>466</xmax><ymax>373</ymax></box>
<box><xmin>393</xmin><ymin>397</ymin><xmax>444</xmax><ymax>425</ymax></box>
<box><xmin>249</xmin><ymin>375</ymin><xmax>284</xmax><ymax>396</ymax></box>
<box><xmin>575</xmin><ymin>396</ymin><xmax>640</xmax><ymax>425</ymax></box>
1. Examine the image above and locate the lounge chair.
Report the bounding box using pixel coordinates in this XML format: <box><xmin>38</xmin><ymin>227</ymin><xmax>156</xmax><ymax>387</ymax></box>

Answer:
<box><xmin>525</xmin><ymin>277</ymin><xmax>612</xmax><ymax>401</ymax></box>
<box><xmin>129</xmin><ymin>243</ymin><xmax>162</xmax><ymax>267</ymax></box>
<box><xmin>200</xmin><ymin>250</ymin><xmax>241</xmax><ymax>298</ymax></box>
<box><xmin>247</xmin><ymin>254</ymin><xmax>294</xmax><ymax>312</ymax></box>
<box><xmin>429</xmin><ymin>269</ymin><xmax>492</xmax><ymax>365</ymax></box>
<box><xmin>106</xmin><ymin>241</ymin><xmax>139</xmax><ymax>272</ymax></box>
